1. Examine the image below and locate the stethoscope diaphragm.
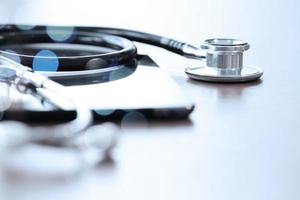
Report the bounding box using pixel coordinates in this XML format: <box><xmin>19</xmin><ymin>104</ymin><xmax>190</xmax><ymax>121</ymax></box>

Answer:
<box><xmin>185</xmin><ymin>39</ymin><xmax>263</xmax><ymax>83</ymax></box>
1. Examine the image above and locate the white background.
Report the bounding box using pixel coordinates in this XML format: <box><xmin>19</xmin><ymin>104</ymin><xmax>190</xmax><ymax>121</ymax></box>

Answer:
<box><xmin>0</xmin><ymin>1</ymin><xmax>300</xmax><ymax>200</ymax></box>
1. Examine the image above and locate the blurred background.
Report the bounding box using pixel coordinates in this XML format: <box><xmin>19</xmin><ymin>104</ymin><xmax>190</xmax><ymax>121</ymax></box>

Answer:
<box><xmin>0</xmin><ymin>0</ymin><xmax>299</xmax><ymax>76</ymax></box>
<box><xmin>0</xmin><ymin>0</ymin><xmax>299</xmax><ymax>47</ymax></box>
<box><xmin>1</xmin><ymin>1</ymin><xmax>300</xmax><ymax>200</ymax></box>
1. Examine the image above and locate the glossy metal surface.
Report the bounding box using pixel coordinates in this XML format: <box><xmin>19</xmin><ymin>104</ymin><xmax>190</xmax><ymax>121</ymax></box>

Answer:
<box><xmin>185</xmin><ymin>39</ymin><xmax>263</xmax><ymax>82</ymax></box>
<box><xmin>185</xmin><ymin>65</ymin><xmax>263</xmax><ymax>82</ymax></box>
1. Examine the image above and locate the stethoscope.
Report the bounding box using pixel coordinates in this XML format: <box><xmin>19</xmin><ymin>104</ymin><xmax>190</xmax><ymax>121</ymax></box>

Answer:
<box><xmin>0</xmin><ymin>24</ymin><xmax>263</xmax><ymax>176</ymax></box>
<box><xmin>0</xmin><ymin>24</ymin><xmax>263</xmax><ymax>82</ymax></box>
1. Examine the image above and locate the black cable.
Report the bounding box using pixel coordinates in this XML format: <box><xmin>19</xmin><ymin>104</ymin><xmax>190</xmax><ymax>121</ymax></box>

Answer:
<box><xmin>0</xmin><ymin>25</ymin><xmax>137</xmax><ymax>71</ymax></box>
<box><xmin>0</xmin><ymin>24</ymin><xmax>199</xmax><ymax>58</ymax></box>
<box><xmin>77</xmin><ymin>26</ymin><xmax>192</xmax><ymax>56</ymax></box>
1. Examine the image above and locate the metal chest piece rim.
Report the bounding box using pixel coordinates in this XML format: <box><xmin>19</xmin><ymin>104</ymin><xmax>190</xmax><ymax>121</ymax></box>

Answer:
<box><xmin>185</xmin><ymin>38</ymin><xmax>263</xmax><ymax>83</ymax></box>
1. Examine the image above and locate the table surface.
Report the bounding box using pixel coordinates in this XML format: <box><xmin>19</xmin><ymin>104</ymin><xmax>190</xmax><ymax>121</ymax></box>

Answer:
<box><xmin>0</xmin><ymin>0</ymin><xmax>300</xmax><ymax>200</ymax></box>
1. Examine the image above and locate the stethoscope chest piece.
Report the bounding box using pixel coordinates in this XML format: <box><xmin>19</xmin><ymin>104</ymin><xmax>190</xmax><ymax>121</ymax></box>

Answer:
<box><xmin>185</xmin><ymin>39</ymin><xmax>263</xmax><ymax>83</ymax></box>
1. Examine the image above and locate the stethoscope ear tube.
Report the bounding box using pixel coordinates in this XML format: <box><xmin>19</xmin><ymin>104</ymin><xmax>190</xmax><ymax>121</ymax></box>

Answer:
<box><xmin>0</xmin><ymin>55</ymin><xmax>93</xmax><ymax>143</ymax></box>
<box><xmin>0</xmin><ymin>28</ymin><xmax>138</xmax><ymax>71</ymax></box>
<box><xmin>0</xmin><ymin>24</ymin><xmax>263</xmax><ymax>84</ymax></box>
<box><xmin>0</xmin><ymin>24</ymin><xmax>204</xmax><ymax>60</ymax></box>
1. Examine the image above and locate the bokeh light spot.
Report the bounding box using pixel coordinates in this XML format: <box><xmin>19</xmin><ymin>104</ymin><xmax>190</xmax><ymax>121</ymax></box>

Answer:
<box><xmin>80</xmin><ymin>123</ymin><xmax>118</xmax><ymax>151</ymax></box>
<box><xmin>109</xmin><ymin>67</ymin><xmax>134</xmax><ymax>81</ymax></box>
<box><xmin>46</xmin><ymin>26</ymin><xmax>74</xmax><ymax>42</ymax></box>
<box><xmin>85</xmin><ymin>58</ymin><xmax>108</xmax><ymax>70</ymax></box>
<box><xmin>121</xmin><ymin>111</ymin><xmax>148</xmax><ymax>129</ymax></box>
<box><xmin>32</xmin><ymin>50</ymin><xmax>59</xmax><ymax>71</ymax></box>
<box><xmin>16</xmin><ymin>24</ymin><xmax>36</xmax><ymax>30</ymax></box>
<box><xmin>95</xmin><ymin>109</ymin><xmax>115</xmax><ymax>116</ymax></box>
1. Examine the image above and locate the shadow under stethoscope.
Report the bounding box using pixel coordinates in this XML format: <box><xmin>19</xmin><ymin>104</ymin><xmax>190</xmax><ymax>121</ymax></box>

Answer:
<box><xmin>186</xmin><ymin>77</ymin><xmax>264</xmax><ymax>100</ymax></box>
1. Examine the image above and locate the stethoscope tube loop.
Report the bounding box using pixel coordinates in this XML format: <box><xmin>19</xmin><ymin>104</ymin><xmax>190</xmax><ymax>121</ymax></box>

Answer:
<box><xmin>0</xmin><ymin>55</ymin><xmax>93</xmax><ymax>143</ymax></box>
<box><xmin>0</xmin><ymin>24</ymin><xmax>263</xmax><ymax>83</ymax></box>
